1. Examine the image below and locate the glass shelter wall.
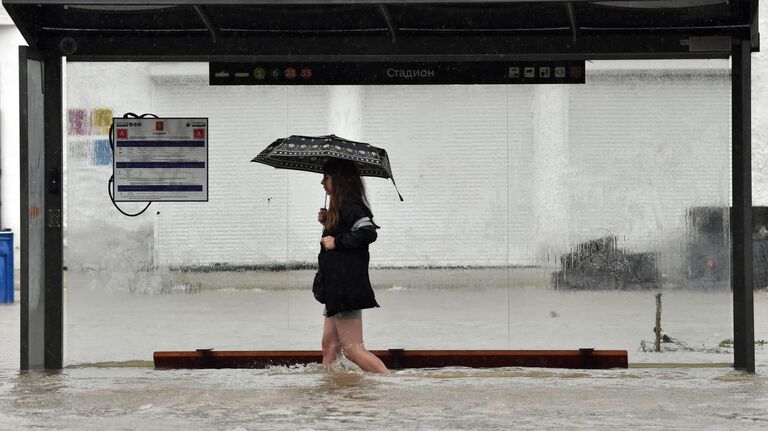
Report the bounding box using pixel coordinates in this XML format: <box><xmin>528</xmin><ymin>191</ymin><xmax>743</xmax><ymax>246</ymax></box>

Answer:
<box><xmin>64</xmin><ymin>62</ymin><xmax>734</xmax><ymax>366</ymax></box>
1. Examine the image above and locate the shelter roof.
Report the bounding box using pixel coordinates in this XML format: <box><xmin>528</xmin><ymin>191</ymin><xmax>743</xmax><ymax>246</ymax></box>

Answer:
<box><xmin>2</xmin><ymin>1</ymin><xmax>759</xmax><ymax>60</ymax></box>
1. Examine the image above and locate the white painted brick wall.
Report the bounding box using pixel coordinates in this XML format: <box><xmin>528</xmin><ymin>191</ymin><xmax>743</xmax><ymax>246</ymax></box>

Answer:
<box><xmin>569</xmin><ymin>71</ymin><xmax>731</xmax><ymax>251</ymax></box>
<box><xmin>148</xmin><ymin>72</ymin><xmax>730</xmax><ymax>268</ymax></box>
<box><xmin>151</xmin><ymin>79</ymin><xmax>330</xmax><ymax>267</ymax></box>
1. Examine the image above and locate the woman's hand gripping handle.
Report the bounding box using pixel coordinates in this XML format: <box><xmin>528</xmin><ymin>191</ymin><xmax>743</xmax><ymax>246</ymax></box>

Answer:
<box><xmin>318</xmin><ymin>208</ymin><xmax>336</xmax><ymax>250</ymax></box>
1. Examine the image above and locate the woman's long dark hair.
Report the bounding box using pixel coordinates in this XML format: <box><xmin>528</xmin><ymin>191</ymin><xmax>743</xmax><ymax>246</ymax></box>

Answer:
<box><xmin>324</xmin><ymin>158</ymin><xmax>368</xmax><ymax>231</ymax></box>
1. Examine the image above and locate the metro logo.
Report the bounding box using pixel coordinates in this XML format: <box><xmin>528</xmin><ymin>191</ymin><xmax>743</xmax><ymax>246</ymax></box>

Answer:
<box><xmin>117</xmin><ymin>128</ymin><xmax>128</xmax><ymax>139</ymax></box>
<box><xmin>194</xmin><ymin>129</ymin><xmax>205</xmax><ymax>139</ymax></box>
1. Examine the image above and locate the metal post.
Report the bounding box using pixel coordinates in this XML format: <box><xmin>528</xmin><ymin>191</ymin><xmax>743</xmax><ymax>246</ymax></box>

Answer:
<box><xmin>731</xmin><ymin>39</ymin><xmax>755</xmax><ymax>373</ymax></box>
<box><xmin>19</xmin><ymin>48</ymin><xmax>63</xmax><ymax>370</ymax></box>
<box><xmin>654</xmin><ymin>293</ymin><xmax>662</xmax><ymax>352</ymax></box>
<box><xmin>43</xmin><ymin>53</ymin><xmax>63</xmax><ymax>370</ymax></box>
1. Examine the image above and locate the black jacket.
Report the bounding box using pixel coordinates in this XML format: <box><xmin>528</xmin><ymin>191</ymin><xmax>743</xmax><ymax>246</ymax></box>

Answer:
<box><xmin>316</xmin><ymin>193</ymin><xmax>380</xmax><ymax>316</ymax></box>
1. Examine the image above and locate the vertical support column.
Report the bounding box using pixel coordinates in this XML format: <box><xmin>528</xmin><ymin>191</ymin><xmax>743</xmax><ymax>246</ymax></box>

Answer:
<box><xmin>731</xmin><ymin>39</ymin><xmax>755</xmax><ymax>373</ymax></box>
<box><xmin>328</xmin><ymin>86</ymin><xmax>363</xmax><ymax>141</ymax></box>
<box><xmin>19</xmin><ymin>48</ymin><xmax>63</xmax><ymax>370</ymax></box>
<box><xmin>532</xmin><ymin>85</ymin><xmax>570</xmax><ymax>263</ymax></box>
<box><xmin>43</xmin><ymin>54</ymin><xmax>63</xmax><ymax>370</ymax></box>
<box><xmin>20</xmin><ymin>47</ymin><xmax>45</xmax><ymax>370</ymax></box>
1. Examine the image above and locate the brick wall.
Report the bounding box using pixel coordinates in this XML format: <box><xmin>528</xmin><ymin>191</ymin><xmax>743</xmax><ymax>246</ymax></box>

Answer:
<box><xmin>148</xmin><ymin>70</ymin><xmax>730</xmax><ymax>268</ymax></box>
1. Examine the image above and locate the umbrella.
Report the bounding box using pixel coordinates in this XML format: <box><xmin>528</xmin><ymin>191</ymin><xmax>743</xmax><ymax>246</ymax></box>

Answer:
<box><xmin>251</xmin><ymin>134</ymin><xmax>403</xmax><ymax>201</ymax></box>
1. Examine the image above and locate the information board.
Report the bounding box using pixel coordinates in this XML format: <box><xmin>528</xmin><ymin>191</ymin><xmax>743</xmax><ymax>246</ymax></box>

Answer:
<box><xmin>112</xmin><ymin>118</ymin><xmax>208</xmax><ymax>202</ymax></box>
<box><xmin>209</xmin><ymin>61</ymin><xmax>585</xmax><ymax>86</ymax></box>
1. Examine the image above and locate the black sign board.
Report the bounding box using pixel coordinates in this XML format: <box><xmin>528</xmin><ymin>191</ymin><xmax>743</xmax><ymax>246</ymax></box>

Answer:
<box><xmin>209</xmin><ymin>61</ymin><xmax>585</xmax><ymax>85</ymax></box>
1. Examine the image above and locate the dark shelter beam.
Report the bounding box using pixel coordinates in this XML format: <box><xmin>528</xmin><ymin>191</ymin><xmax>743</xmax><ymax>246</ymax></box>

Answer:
<box><xmin>377</xmin><ymin>4</ymin><xmax>398</xmax><ymax>45</ymax></box>
<box><xmin>566</xmin><ymin>2</ymin><xmax>579</xmax><ymax>44</ymax></box>
<box><xmin>731</xmin><ymin>39</ymin><xmax>755</xmax><ymax>373</ymax></box>
<box><xmin>54</xmin><ymin>32</ymin><xmax>741</xmax><ymax>62</ymax></box>
<box><xmin>0</xmin><ymin>0</ymin><xmax>717</xmax><ymax>4</ymax></box>
<box><xmin>192</xmin><ymin>5</ymin><xmax>219</xmax><ymax>44</ymax></box>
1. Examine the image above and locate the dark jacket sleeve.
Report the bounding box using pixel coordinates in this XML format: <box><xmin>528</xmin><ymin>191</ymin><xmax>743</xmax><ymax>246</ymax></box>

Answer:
<box><xmin>334</xmin><ymin>197</ymin><xmax>379</xmax><ymax>250</ymax></box>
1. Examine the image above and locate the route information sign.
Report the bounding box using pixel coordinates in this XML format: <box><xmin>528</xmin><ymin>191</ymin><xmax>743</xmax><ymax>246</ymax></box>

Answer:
<box><xmin>209</xmin><ymin>61</ymin><xmax>585</xmax><ymax>86</ymax></box>
<box><xmin>112</xmin><ymin>118</ymin><xmax>208</xmax><ymax>202</ymax></box>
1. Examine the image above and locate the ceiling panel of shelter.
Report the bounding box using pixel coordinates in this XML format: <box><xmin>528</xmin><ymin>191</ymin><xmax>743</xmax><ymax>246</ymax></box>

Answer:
<box><xmin>1</xmin><ymin>0</ymin><xmax>756</xmax><ymax>57</ymax></box>
<box><xmin>575</xmin><ymin>2</ymin><xmax>733</xmax><ymax>27</ymax></box>
<box><xmin>386</xmin><ymin>4</ymin><xmax>570</xmax><ymax>30</ymax></box>
<box><xmin>5</xmin><ymin>1</ymin><xmax>750</xmax><ymax>32</ymax></box>
<box><xmin>210</xmin><ymin>5</ymin><xmax>386</xmax><ymax>32</ymax></box>
<box><xmin>41</xmin><ymin>5</ymin><xmax>200</xmax><ymax>31</ymax></box>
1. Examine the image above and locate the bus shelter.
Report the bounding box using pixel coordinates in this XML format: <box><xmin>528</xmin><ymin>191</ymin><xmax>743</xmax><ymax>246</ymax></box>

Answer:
<box><xmin>3</xmin><ymin>0</ymin><xmax>760</xmax><ymax>372</ymax></box>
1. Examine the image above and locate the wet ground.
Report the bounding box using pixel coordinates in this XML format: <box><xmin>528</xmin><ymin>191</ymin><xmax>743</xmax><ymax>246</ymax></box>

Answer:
<box><xmin>1</xmin><ymin>270</ymin><xmax>767</xmax><ymax>429</ymax></box>
<box><xmin>1</xmin><ymin>364</ymin><xmax>767</xmax><ymax>430</ymax></box>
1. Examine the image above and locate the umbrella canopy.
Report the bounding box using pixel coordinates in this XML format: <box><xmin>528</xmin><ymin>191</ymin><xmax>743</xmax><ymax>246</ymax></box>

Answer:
<box><xmin>252</xmin><ymin>135</ymin><xmax>403</xmax><ymax>201</ymax></box>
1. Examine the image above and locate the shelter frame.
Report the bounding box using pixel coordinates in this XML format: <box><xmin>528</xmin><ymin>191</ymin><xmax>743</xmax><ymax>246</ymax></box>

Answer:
<box><xmin>3</xmin><ymin>0</ymin><xmax>759</xmax><ymax>372</ymax></box>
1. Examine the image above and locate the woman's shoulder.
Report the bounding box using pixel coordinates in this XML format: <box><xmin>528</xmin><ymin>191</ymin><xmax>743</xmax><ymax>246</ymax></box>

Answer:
<box><xmin>341</xmin><ymin>192</ymin><xmax>367</xmax><ymax>207</ymax></box>
<box><xmin>341</xmin><ymin>193</ymin><xmax>372</xmax><ymax>217</ymax></box>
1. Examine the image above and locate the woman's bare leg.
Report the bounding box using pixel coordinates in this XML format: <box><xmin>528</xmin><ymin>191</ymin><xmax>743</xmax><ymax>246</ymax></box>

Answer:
<box><xmin>321</xmin><ymin>316</ymin><xmax>340</xmax><ymax>368</ymax></box>
<box><xmin>334</xmin><ymin>317</ymin><xmax>389</xmax><ymax>374</ymax></box>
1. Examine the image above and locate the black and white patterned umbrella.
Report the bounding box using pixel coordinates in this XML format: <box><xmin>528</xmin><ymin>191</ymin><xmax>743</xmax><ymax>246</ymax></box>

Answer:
<box><xmin>252</xmin><ymin>135</ymin><xmax>403</xmax><ymax>200</ymax></box>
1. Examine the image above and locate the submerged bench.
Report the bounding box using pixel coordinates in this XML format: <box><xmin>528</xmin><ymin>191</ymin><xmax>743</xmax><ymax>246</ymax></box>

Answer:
<box><xmin>154</xmin><ymin>348</ymin><xmax>628</xmax><ymax>369</ymax></box>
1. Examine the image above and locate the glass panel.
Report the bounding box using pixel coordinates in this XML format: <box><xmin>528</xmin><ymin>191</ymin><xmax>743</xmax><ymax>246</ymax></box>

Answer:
<box><xmin>560</xmin><ymin>63</ymin><xmax>732</xmax><ymax>361</ymax></box>
<box><xmin>25</xmin><ymin>57</ymin><xmax>46</xmax><ymax>368</ymax></box>
<box><xmin>65</xmin><ymin>60</ymin><xmax>732</xmax><ymax>366</ymax></box>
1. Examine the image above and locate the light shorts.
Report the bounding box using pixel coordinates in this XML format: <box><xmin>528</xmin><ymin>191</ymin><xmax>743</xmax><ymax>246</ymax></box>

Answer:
<box><xmin>324</xmin><ymin>307</ymin><xmax>362</xmax><ymax>319</ymax></box>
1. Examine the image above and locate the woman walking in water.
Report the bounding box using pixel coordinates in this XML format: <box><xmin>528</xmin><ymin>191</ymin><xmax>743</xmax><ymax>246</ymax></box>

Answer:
<box><xmin>315</xmin><ymin>158</ymin><xmax>389</xmax><ymax>374</ymax></box>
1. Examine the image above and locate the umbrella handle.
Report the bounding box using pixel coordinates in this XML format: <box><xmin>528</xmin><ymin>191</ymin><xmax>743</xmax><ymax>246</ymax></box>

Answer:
<box><xmin>320</xmin><ymin>194</ymin><xmax>327</xmax><ymax>235</ymax></box>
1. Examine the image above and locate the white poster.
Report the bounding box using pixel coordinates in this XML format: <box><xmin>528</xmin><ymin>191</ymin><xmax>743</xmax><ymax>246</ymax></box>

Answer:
<box><xmin>112</xmin><ymin>118</ymin><xmax>208</xmax><ymax>202</ymax></box>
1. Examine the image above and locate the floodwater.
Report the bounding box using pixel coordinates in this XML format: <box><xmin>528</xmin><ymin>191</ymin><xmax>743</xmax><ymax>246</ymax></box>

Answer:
<box><xmin>1</xmin><ymin>269</ymin><xmax>767</xmax><ymax>429</ymax></box>
<box><xmin>1</xmin><ymin>365</ymin><xmax>767</xmax><ymax>430</ymax></box>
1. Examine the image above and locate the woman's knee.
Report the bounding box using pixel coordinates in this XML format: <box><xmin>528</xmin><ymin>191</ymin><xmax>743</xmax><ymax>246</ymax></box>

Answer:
<box><xmin>322</xmin><ymin>337</ymin><xmax>339</xmax><ymax>354</ymax></box>
<box><xmin>340</xmin><ymin>341</ymin><xmax>367</xmax><ymax>358</ymax></box>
